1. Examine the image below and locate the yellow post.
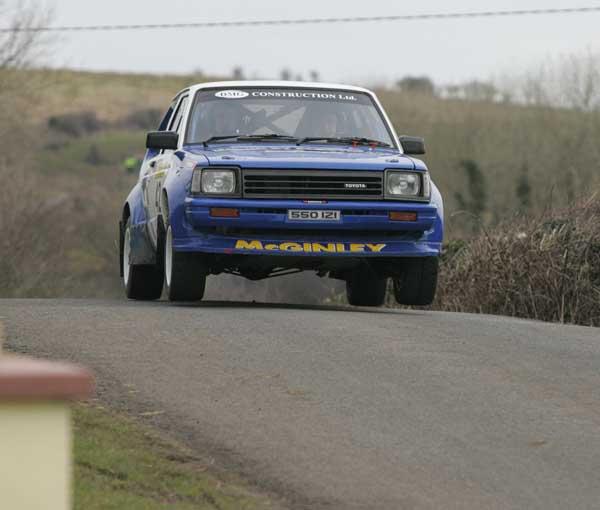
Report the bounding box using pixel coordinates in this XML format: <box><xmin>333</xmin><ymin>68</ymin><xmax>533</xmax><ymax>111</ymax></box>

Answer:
<box><xmin>0</xmin><ymin>331</ymin><xmax>93</xmax><ymax>510</ymax></box>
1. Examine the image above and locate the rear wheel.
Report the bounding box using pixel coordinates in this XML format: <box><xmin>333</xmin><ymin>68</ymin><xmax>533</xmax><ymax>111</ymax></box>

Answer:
<box><xmin>122</xmin><ymin>219</ymin><xmax>163</xmax><ymax>300</ymax></box>
<box><xmin>164</xmin><ymin>223</ymin><xmax>206</xmax><ymax>302</ymax></box>
<box><xmin>346</xmin><ymin>267</ymin><xmax>387</xmax><ymax>307</ymax></box>
<box><xmin>393</xmin><ymin>257</ymin><xmax>439</xmax><ymax>306</ymax></box>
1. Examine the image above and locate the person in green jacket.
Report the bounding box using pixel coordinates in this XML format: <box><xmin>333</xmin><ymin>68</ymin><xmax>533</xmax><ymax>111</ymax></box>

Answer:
<box><xmin>124</xmin><ymin>156</ymin><xmax>140</xmax><ymax>174</ymax></box>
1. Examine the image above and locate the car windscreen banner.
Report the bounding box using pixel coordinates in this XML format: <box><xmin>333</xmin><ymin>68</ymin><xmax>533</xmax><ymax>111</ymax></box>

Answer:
<box><xmin>200</xmin><ymin>89</ymin><xmax>372</xmax><ymax>104</ymax></box>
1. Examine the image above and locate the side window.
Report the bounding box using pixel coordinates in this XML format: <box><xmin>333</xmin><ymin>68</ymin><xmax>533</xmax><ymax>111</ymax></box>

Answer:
<box><xmin>158</xmin><ymin>101</ymin><xmax>176</xmax><ymax>131</ymax></box>
<box><xmin>145</xmin><ymin>100</ymin><xmax>176</xmax><ymax>161</ymax></box>
<box><xmin>168</xmin><ymin>96</ymin><xmax>189</xmax><ymax>134</ymax></box>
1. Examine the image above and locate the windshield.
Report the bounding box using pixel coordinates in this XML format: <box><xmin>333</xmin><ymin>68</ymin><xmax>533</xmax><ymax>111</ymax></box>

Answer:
<box><xmin>185</xmin><ymin>88</ymin><xmax>395</xmax><ymax>147</ymax></box>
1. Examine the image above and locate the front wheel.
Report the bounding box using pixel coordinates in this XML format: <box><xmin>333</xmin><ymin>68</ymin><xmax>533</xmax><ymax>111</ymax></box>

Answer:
<box><xmin>122</xmin><ymin>219</ymin><xmax>163</xmax><ymax>300</ymax></box>
<box><xmin>393</xmin><ymin>257</ymin><xmax>439</xmax><ymax>306</ymax></box>
<box><xmin>164</xmin><ymin>224</ymin><xmax>206</xmax><ymax>302</ymax></box>
<box><xmin>346</xmin><ymin>267</ymin><xmax>387</xmax><ymax>307</ymax></box>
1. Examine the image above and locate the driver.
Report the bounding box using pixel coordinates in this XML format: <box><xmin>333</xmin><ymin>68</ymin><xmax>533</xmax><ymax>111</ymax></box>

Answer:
<box><xmin>209</xmin><ymin>103</ymin><xmax>242</xmax><ymax>137</ymax></box>
<box><xmin>321</xmin><ymin>112</ymin><xmax>339</xmax><ymax>138</ymax></box>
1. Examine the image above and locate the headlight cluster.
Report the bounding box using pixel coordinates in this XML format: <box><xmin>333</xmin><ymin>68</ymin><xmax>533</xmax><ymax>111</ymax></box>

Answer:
<box><xmin>191</xmin><ymin>167</ymin><xmax>430</xmax><ymax>201</ymax></box>
<box><xmin>385</xmin><ymin>170</ymin><xmax>430</xmax><ymax>200</ymax></box>
<box><xmin>191</xmin><ymin>167</ymin><xmax>239</xmax><ymax>196</ymax></box>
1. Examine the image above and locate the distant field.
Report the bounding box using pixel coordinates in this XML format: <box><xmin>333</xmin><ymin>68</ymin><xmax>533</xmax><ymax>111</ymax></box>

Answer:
<box><xmin>29</xmin><ymin>69</ymin><xmax>217</xmax><ymax>121</ymax></box>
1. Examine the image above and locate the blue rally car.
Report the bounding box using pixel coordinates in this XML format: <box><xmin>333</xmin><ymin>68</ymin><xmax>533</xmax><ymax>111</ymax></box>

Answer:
<box><xmin>119</xmin><ymin>81</ymin><xmax>443</xmax><ymax>306</ymax></box>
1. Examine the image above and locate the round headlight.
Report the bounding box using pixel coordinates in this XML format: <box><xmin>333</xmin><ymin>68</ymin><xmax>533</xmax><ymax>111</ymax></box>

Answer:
<box><xmin>199</xmin><ymin>169</ymin><xmax>236</xmax><ymax>194</ymax></box>
<box><xmin>387</xmin><ymin>172</ymin><xmax>421</xmax><ymax>196</ymax></box>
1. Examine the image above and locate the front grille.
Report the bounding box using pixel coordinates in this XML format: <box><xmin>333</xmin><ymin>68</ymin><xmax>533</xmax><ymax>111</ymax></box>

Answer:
<box><xmin>243</xmin><ymin>169</ymin><xmax>383</xmax><ymax>200</ymax></box>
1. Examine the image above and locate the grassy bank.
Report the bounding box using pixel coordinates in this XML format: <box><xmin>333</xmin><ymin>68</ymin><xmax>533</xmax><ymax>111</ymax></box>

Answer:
<box><xmin>73</xmin><ymin>403</ymin><xmax>279</xmax><ymax>510</ymax></box>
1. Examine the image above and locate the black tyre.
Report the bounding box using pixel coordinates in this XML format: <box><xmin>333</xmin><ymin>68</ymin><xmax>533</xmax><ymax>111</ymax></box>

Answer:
<box><xmin>122</xmin><ymin>219</ymin><xmax>163</xmax><ymax>300</ymax></box>
<box><xmin>164</xmin><ymin>223</ymin><xmax>206</xmax><ymax>301</ymax></box>
<box><xmin>393</xmin><ymin>257</ymin><xmax>439</xmax><ymax>306</ymax></box>
<box><xmin>345</xmin><ymin>267</ymin><xmax>387</xmax><ymax>307</ymax></box>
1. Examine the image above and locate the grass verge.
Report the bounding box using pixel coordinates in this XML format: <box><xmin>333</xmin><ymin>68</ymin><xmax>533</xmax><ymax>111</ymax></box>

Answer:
<box><xmin>73</xmin><ymin>403</ymin><xmax>279</xmax><ymax>510</ymax></box>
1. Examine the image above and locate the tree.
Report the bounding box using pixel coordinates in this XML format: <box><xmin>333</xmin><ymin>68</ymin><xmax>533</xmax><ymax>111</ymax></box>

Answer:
<box><xmin>0</xmin><ymin>3</ymin><xmax>61</xmax><ymax>298</ymax></box>
<box><xmin>232</xmin><ymin>66</ymin><xmax>244</xmax><ymax>80</ymax></box>
<box><xmin>396</xmin><ymin>76</ymin><xmax>435</xmax><ymax>96</ymax></box>
<box><xmin>501</xmin><ymin>50</ymin><xmax>600</xmax><ymax>110</ymax></box>
<box><xmin>280</xmin><ymin>68</ymin><xmax>292</xmax><ymax>81</ymax></box>
<box><xmin>0</xmin><ymin>2</ymin><xmax>51</xmax><ymax>70</ymax></box>
<box><xmin>454</xmin><ymin>160</ymin><xmax>488</xmax><ymax>231</ymax></box>
<box><xmin>461</xmin><ymin>80</ymin><xmax>497</xmax><ymax>102</ymax></box>
<box><xmin>0</xmin><ymin>2</ymin><xmax>52</xmax><ymax>143</ymax></box>
<box><xmin>516</xmin><ymin>163</ymin><xmax>532</xmax><ymax>211</ymax></box>
<box><xmin>560</xmin><ymin>51</ymin><xmax>600</xmax><ymax>111</ymax></box>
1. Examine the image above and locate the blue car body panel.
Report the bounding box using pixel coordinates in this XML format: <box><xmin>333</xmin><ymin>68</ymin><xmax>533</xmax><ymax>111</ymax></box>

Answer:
<box><xmin>122</xmin><ymin>80</ymin><xmax>444</xmax><ymax>275</ymax></box>
<box><xmin>191</xmin><ymin>146</ymin><xmax>415</xmax><ymax>169</ymax></box>
<box><xmin>124</xmin><ymin>143</ymin><xmax>444</xmax><ymax>263</ymax></box>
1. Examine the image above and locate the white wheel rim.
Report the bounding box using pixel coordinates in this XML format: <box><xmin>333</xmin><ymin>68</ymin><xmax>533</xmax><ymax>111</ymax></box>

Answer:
<box><xmin>165</xmin><ymin>226</ymin><xmax>173</xmax><ymax>287</ymax></box>
<box><xmin>123</xmin><ymin>227</ymin><xmax>131</xmax><ymax>286</ymax></box>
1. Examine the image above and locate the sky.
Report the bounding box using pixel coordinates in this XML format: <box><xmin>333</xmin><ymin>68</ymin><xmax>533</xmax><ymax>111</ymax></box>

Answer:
<box><xmin>11</xmin><ymin>0</ymin><xmax>600</xmax><ymax>86</ymax></box>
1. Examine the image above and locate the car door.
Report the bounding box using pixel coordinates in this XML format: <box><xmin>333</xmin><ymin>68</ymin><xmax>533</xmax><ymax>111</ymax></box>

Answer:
<box><xmin>145</xmin><ymin>94</ymin><xmax>189</xmax><ymax>246</ymax></box>
<box><xmin>140</xmin><ymin>100</ymin><xmax>176</xmax><ymax>245</ymax></box>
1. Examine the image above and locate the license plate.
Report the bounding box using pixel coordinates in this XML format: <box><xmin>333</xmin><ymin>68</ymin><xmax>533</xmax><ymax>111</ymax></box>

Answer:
<box><xmin>288</xmin><ymin>209</ymin><xmax>341</xmax><ymax>221</ymax></box>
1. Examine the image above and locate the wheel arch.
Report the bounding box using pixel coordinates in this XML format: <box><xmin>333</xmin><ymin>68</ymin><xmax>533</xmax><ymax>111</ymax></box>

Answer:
<box><xmin>429</xmin><ymin>179</ymin><xmax>444</xmax><ymax>244</ymax></box>
<box><xmin>120</xmin><ymin>184</ymin><xmax>156</xmax><ymax>269</ymax></box>
<box><xmin>160</xmin><ymin>189</ymin><xmax>170</xmax><ymax>225</ymax></box>
<box><xmin>122</xmin><ymin>202</ymin><xmax>131</xmax><ymax>221</ymax></box>
<box><xmin>119</xmin><ymin>202</ymin><xmax>131</xmax><ymax>277</ymax></box>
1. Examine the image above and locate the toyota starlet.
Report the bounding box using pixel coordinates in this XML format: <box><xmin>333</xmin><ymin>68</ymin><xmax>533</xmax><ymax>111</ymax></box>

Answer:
<box><xmin>119</xmin><ymin>81</ymin><xmax>443</xmax><ymax>306</ymax></box>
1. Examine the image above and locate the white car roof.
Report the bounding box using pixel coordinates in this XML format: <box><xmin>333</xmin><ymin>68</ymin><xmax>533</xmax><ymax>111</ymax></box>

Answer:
<box><xmin>176</xmin><ymin>80</ymin><xmax>374</xmax><ymax>99</ymax></box>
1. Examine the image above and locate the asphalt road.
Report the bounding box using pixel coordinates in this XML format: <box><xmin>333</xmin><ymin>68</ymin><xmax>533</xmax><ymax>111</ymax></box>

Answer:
<box><xmin>2</xmin><ymin>299</ymin><xmax>600</xmax><ymax>509</ymax></box>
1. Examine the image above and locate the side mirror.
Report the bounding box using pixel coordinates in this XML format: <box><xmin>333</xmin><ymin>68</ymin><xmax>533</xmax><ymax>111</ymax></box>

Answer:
<box><xmin>146</xmin><ymin>131</ymin><xmax>178</xmax><ymax>150</ymax></box>
<box><xmin>399</xmin><ymin>135</ymin><xmax>425</xmax><ymax>155</ymax></box>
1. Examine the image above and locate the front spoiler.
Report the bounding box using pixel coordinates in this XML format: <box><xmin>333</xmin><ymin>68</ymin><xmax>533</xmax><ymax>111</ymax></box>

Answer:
<box><xmin>173</xmin><ymin>233</ymin><xmax>441</xmax><ymax>257</ymax></box>
<box><xmin>176</xmin><ymin>198</ymin><xmax>442</xmax><ymax>257</ymax></box>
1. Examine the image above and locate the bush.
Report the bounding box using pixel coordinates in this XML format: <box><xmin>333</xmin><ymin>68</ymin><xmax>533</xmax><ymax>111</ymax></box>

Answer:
<box><xmin>48</xmin><ymin>111</ymin><xmax>103</xmax><ymax>137</ymax></box>
<box><xmin>84</xmin><ymin>143</ymin><xmax>103</xmax><ymax>165</ymax></box>
<box><xmin>435</xmin><ymin>195</ymin><xmax>600</xmax><ymax>326</ymax></box>
<box><xmin>119</xmin><ymin>108</ymin><xmax>162</xmax><ymax>130</ymax></box>
<box><xmin>0</xmin><ymin>161</ymin><xmax>70</xmax><ymax>297</ymax></box>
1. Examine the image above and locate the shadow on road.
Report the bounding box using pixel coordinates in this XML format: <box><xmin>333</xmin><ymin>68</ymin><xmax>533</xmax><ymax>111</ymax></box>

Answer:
<box><xmin>163</xmin><ymin>299</ymin><xmax>426</xmax><ymax>317</ymax></box>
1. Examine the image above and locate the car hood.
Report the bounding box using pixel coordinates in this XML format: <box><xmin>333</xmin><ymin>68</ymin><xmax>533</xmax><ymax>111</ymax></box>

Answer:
<box><xmin>185</xmin><ymin>145</ymin><xmax>424</xmax><ymax>171</ymax></box>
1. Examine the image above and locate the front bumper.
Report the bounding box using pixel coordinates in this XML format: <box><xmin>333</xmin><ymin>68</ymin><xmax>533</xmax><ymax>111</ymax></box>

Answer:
<box><xmin>178</xmin><ymin>198</ymin><xmax>442</xmax><ymax>257</ymax></box>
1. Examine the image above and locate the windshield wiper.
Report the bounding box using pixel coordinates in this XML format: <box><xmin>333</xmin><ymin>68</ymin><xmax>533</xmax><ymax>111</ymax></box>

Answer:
<box><xmin>200</xmin><ymin>133</ymin><xmax>298</xmax><ymax>147</ymax></box>
<box><xmin>297</xmin><ymin>136</ymin><xmax>391</xmax><ymax>148</ymax></box>
<box><xmin>200</xmin><ymin>135</ymin><xmax>241</xmax><ymax>147</ymax></box>
<box><xmin>237</xmin><ymin>134</ymin><xmax>298</xmax><ymax>142</ymax></box>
